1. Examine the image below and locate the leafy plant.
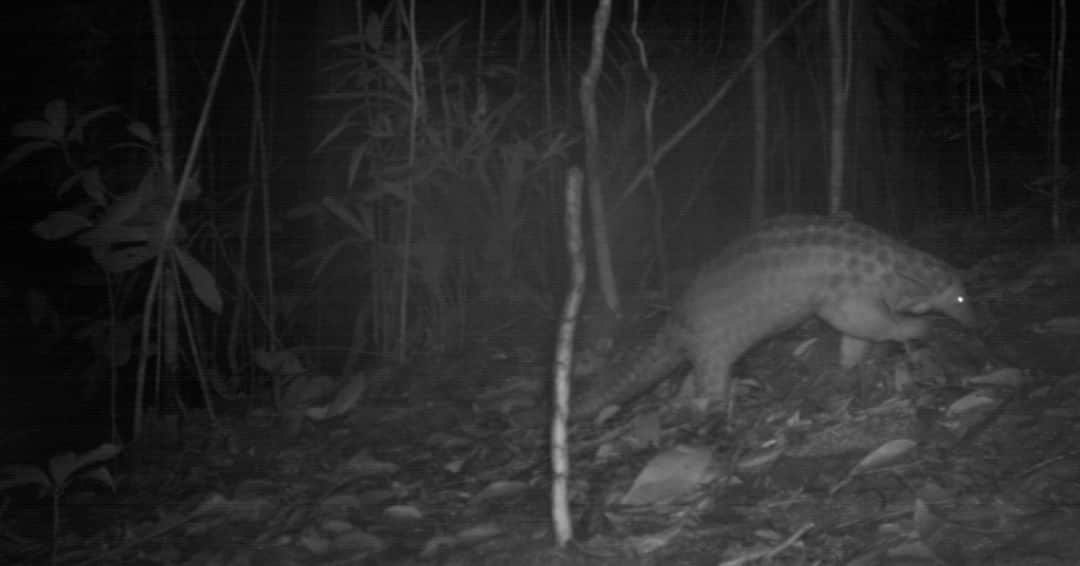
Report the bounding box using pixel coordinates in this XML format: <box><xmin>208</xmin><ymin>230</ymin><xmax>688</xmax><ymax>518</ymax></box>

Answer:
<box><xmin>5</xmin><ymin>100</ymin><xmax>212</xmax><ymax>288</ymax></box>
<box><xmin>2</xmin><ymin>99</ymin><xmax>223</xmax><ymax>438</ymax></box>
<box><xmin>303</xmin><ymin>7</ymin><xmax>571</xmax><ymax>362</ymax></box>
<box><xmin>0</xmin><ymin>444</ymin><xmax>122</xmax><ymax>565</ymax></box>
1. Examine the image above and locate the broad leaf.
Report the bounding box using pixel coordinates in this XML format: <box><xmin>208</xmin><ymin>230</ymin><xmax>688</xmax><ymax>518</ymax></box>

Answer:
<box><xmin>0</xmin><ymin>140</ymin><xmax>54</xmax><ymax>174</ymax></box>
<box><xmin>75</xmin><ymin>224</ymin><xmax>150</xmax><ymax>248</ymax></box>
<box><xmin>174</xmin><ymin>248</ymin><xmax>223</xmax><ymax>314</ymax></box>
<box><xmin>127</xmin><ymin>121</ymin><xmax>154</xmax><ymax>143</ymax></box>
<box><xmin>81</xmin><ymin>167</ymin><xmax>108</xmax><ymax>205</ymax></box>
<box><xmin>74</xmin><ymin>443</ymin><xmax>123</xmax><ymax>470</ymax></box>
<box><xmin>12</xmin><ymin>120</ymin><xmax>53</xmax><ymax>140</ymax></box>
<box><xmin>44</xmin><ymin>99</ymin><xmax>68</xmax><ymax>140</ymax></box>
<box><xmin>48</xmin><ymin>452</ymin><xmax>78</xmax><ymax>484</ymax></box>
<box><xmin>32</xmin><ymin>210</ymin><xmax>92</xmax><ymax>240</ymax></box>
<box><xmin>0</xmin><ymin>464</ymin><xmax>51</xmax><ymax>491</ymax></box>
<box><xmin>98</xmin><ymin>243</ymin><xmax>157</xmax><ymax>273</ymax></box>
<box><xmin>70</xmin><ymin>105</ymin><xmax>121</xmax><ymax>143</ymax></box>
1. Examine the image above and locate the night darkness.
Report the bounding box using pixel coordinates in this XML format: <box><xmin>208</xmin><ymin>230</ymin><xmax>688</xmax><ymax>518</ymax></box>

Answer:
<box><xmin>1</xmin><ymin>1</ymin><xmax>1080</xmax><ymax>564</ymax></box>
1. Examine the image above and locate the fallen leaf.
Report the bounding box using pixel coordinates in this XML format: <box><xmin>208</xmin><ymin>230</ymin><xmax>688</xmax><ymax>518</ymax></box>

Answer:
<box><xmin>964</xmin><ymin>367</ymin><xmax>1025</xmax><ymax>388</ymax></box>
<box><xmin>736</xmin><ymin>445</ymin><xmax>783</xmax><ymax>475</ymax></box>
<box><xmin>331</xmin><ymin>528</ymin><xmax>386</xmax><ymax>554</ymax></box>
<box><xmin>850</xmin><ymin>439</ymin><xmax>917</xmax><ymax>475</ymax></box>
<box><xmin>420</xmin><ymin>535</ymin><xmax>458</xmax><ymax>558</ymax></box>
<box><xmin>470</xmin><ymin>480</ymin><xmax>528</xmax><ymax>504</ymax></box>
<box><xmin>946</xmin><ymin>392</ymin><xmax>999</xmax><ymax>418</ymax></box>
<box><xmin>625</xmin><ymin>524</ymin><xmax>683</xmax><ymax>555</ymax></box>
<box><xmin>323</xmin><ymin>372</ymin><xmax>368</xmax><ymax>418</ymax></box>
<box><xmin>792</xmin><ymin>337</ymin><xmax>819</xmax><ymax>358</ymax></box>
<box><xmin>320</xmin><ymin>493</ymin><xmax>367</xmax><ymax>513</ymax></box>
<box><xmin>344</xmin><ymin>453</ymin><xmax>399</xmax><ymax>476</ymax></box>
<box><xmin>886</xmin><ymin>539</ymin><xmax>940</xmax><ymax>562</ymax></box>
<box><xmin>455</xmin><ymin>522</ymin><xmax>502</xmax><ymax>543</ymax></box>
<box><xmin>913</xmin><ymin>497</ymin><xmax>945</xmax><ymax>541</ymax></box>
<box><xmin>620</xmin><ymin>445</ymin><xmax>716</xmax><ymax>506</ymax></box>
<box><xmin>298</xmin><ymin>530</ymin><xmax>332</xmax><ymax>554</ymax></box>
<box><xmin>384</xmin><ymin>504</ymin><xmax>424</xmax><ymax>521</ymax></box>
<box><xmin>320</xmin><ymin>518</ymin><xmax>355</xmax><ymax>534</ymax></box>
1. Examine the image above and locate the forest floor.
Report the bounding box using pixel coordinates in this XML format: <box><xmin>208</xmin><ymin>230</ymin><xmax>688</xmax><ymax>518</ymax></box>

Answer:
<box><xmin>5</xmin><ymin>231</ymin><xmax>1080</xmax><ymax>565</ymax></box>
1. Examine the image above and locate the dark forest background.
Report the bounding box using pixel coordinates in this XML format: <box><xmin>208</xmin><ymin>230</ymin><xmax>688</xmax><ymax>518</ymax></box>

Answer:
<box><xmin>0</xmin><ymin>0</ymin><xmax>1071</xmax><ymax>452</ymax></box>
